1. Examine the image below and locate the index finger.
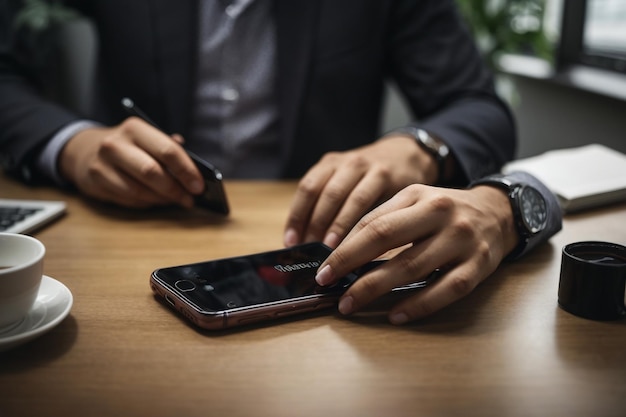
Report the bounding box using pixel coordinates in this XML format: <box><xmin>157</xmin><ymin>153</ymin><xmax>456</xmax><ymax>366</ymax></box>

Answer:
<box><xmin>283</xmin><ymin>163</ymin><xmax>335</xmax><ymax>247</ymax></box>
<box><xmin>315</xmin><ymin>185</ymin><xmax>436</xmax><ymax>285</ymax></box>
<box><xmin>124</xmin><ymin>117</ymin><xmax>205</xmax><ymax>195</ymax></box>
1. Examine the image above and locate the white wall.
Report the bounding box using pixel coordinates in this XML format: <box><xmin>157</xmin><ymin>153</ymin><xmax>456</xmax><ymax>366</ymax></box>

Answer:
<box><xmin>510</xmin><ymin>75</ymin><xmax>626</xmax><ymax>158</ymax></box>
<box><xmin>381</xmin><ymin>76</ymin><xmax>626</xmax><ymax>160</ymax></box>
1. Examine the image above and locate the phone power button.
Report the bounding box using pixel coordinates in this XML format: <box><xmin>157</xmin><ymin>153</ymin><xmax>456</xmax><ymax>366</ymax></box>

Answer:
<box><xmin>174</xmin><ymin>280</ymin><xmax>196</xmax><ymax>292</ymax></box>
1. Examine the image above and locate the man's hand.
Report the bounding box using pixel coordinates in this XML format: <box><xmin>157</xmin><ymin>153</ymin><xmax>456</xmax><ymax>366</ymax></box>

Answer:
<box><xmin>59</xmin><ymin>117</ymin><xmax>205</xmax><ymax>208</ymax></box>
<box><xmin>313</xmin><ymin>184</ymin><xmax>519</xmax><ymax>324</ymax></box>
<box><xmin>283</xmin><ymin>135</ymin><xmax>438</xmax><ymax>249</ymax></box>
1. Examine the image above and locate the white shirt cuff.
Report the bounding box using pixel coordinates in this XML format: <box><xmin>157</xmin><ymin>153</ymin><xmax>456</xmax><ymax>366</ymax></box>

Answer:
<box><xmin>36</xmin><ymin>120</ymin><xmax>102</xmax><ymax>186</ymax></box>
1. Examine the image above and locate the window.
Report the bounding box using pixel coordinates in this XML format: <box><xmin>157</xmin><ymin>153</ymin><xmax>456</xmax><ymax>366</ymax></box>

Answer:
<box><xmin>582</xmin><ymin>0</ymin><xmax>626</xmax><ymax>72</ymax></box>
<box><xmin>497</xmin><ymin>0</ymin><xmax>626</xmax><ymax>102</ymax></box>
<box><xmin>557</xmin><ymin>0</ymin><xmax>626</xmax><ymax>74</ymax></box>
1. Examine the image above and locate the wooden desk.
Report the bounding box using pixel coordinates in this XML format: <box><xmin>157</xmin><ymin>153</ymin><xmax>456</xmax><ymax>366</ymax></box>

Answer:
<box><xmin>1</xmin><ymin>174</ymin><xmax>625</xmax><ymax>417</ymax></box>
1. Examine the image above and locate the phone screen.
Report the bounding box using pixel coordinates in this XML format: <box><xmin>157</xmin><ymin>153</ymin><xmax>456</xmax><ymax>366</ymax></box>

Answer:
<box><xmin>150</xmin><ymin>243</ymin><xmax>371</xmax><ymax>329</ymax></box>
<box><xmin>156</xmin><ymin>243</ymin><xmax>348</xmax><ymax>310</ymax></box>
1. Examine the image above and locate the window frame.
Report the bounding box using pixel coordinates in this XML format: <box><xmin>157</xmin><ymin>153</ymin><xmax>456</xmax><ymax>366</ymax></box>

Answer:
<box><xmin>557</xmin><ymin>0</ymin><xmax>626</xmax><ymax>74</ymax></box>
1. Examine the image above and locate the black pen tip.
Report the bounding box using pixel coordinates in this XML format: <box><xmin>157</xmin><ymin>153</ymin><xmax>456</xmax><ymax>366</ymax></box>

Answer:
<box><xmin>121</xmin><ymin>97</ymin><xmax>133</xmax><ymax>108</ymax></box>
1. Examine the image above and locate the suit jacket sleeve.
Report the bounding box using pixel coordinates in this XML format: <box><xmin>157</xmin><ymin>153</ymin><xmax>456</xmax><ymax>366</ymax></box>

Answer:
<box><xmin>0</xmin><ymin>0</ymin><xmax>82</xmax><ymax>183</ymax></box>
<box><xmin>385</xmin><ymin>0</ymin><xmax>516</xmax><ymax>185</ymax></box>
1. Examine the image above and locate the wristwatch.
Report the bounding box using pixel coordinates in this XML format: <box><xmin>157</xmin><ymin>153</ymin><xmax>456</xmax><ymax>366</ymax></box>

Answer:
<box><xmin>470</xmin><ymin>173</ymin><xmax>548</xmax><ymax>259</ymax></box>
<box><xmin>391</xmin><ymin>127</ymin><xmax>449</xmax><ymax>184</ymax></box>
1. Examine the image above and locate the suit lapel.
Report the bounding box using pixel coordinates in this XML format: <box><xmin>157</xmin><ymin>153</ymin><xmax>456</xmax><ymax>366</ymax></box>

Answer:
<box><xmin>274</xmin><ymin>0</ymin><xmax>320</xmax><ymax>163</ymax></box>
<box><xmin>149</xmin><ymin>0</ymin><xmax>198</xmax><ymax>136</ymax></box>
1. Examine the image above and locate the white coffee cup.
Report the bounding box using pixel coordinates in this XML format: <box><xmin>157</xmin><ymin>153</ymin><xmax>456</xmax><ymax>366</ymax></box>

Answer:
<box><xmin>0</xmin><ymin>232</ymin><xmax>45</xmax><ymax>330</ymax></box>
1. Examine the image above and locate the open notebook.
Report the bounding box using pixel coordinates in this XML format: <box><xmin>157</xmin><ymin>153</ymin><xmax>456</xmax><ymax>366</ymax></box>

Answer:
<box><xmin>502</xmin><ymin>144</ymin><xmax>626</xmax><ymax>213</ymax></box>
<box><xmin>0</xmin><ymin>199</ymin><xmax>66</xmax><ymax>234</ymax></box>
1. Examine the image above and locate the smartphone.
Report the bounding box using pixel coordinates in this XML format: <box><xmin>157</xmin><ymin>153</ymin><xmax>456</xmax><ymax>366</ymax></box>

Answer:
<box><xmin>186</xmin><ymin>149</ymin><xmax>230</xmax><ymax>215</ymax></box>
<box><xmin>150</xmin><ymin>242</ymin><xmax>426</xmax><ymax>330</ymax></box>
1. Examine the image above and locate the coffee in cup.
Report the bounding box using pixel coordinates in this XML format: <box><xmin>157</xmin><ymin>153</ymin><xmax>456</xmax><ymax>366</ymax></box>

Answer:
<box><xmin>0</xmin><ymin>232</ymin><xmax>46</xmax><ymax>331</ymax></box>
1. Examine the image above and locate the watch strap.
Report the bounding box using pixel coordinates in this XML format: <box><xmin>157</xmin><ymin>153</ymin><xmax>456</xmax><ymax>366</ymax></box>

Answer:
<box><xmin>470</xmin><ymin>174</ymin><xmax>530</xmax><ymax>259</ymax></box>
<box><xmin>389</xmin><ymin>127</ymin><xmax>449</xmax><ymax>184</ymax></box>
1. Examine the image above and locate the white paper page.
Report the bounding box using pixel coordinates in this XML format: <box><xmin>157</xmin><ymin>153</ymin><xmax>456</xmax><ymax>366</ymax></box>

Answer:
<box><xmin>502</xmin><ymin>144</ymin><xmax>626</xmax><ymax>209</ymax></box>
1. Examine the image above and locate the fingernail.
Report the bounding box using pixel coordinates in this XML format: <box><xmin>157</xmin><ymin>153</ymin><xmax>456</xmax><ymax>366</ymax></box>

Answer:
<box><xmin>190</xmin><ymin>180</ymin><xmax>204</xmax><ymax>194</ymax></box>
<box><xmin>390</xmin><ymin>312</ymin><xmax>409</xmax><ymax>325</ymax></box>
<box><xmin>323</xmin><ymin>232</ymin><xmax>340</xmax><ymax>249</ymax></box>
<box><xmin>315</xmin><ymin>264</ymin><xmax>334</xmax><ymax>286</ymax></box>
<box><xmin>284</xmin><ymin>228</ymin><xmax>299</xmax><ymax>247</ymax></box>
<box><xmin>338</xmin><ymin>295</ymin><xmax>354</xmax><ymax>315</ymax></box>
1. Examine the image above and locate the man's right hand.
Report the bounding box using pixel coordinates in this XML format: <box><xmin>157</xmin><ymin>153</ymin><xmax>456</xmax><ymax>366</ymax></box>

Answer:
<box><xmin>59</xmin><ymin>117</ymin><xmax>205</xmax><ymax>208</ymax></box>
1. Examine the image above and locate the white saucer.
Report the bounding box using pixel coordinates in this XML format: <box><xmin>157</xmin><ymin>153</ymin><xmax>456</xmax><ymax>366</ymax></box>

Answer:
<box><xmin>0</xmin><ymin>275</ymin><xmax>73</xmax><ymax>353</ymax></box>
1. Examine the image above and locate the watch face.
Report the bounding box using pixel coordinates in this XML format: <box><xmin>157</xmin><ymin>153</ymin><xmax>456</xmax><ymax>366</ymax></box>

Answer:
<box><xmin>519</xmin><ymin>186</ymin><xmax>547</xmax><ymax>234</ymax></box>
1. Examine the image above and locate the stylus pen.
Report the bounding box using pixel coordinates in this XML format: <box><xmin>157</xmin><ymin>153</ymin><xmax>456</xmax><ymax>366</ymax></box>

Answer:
<box><xmin>120</xmin><ymin>97</ymin><xmax>161</xmax><ymax>129</ymax></box>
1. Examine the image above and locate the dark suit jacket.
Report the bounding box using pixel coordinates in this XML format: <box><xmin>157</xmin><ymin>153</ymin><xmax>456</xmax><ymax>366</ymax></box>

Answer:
<box><xmin>0</xmin><ymin>0</ymin><xmax>515</xmax><ymax>184</ymax></box>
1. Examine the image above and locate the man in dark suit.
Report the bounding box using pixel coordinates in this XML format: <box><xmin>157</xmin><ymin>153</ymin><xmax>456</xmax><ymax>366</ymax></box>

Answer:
<box><xmin>1</xmin><ymin>1</ymin><xmax>512</xmax><ymax>191</ymax></box>
<box><xmin>0</xmin><ymin>0</ymin><xmax>562</xmax><ymax>324</ymax></box>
